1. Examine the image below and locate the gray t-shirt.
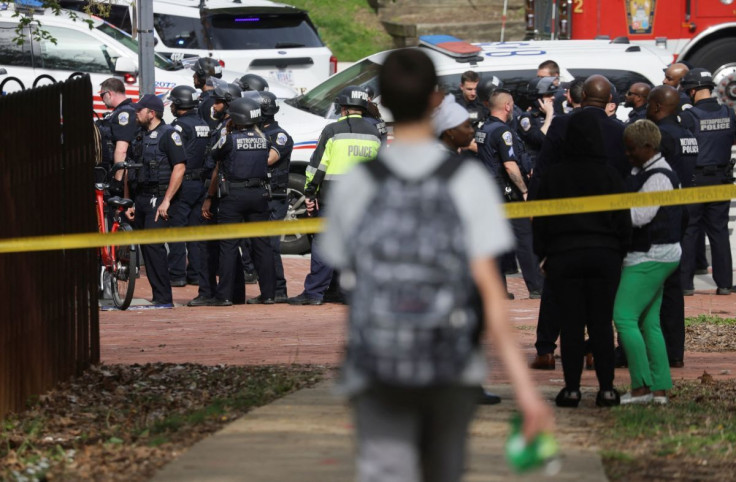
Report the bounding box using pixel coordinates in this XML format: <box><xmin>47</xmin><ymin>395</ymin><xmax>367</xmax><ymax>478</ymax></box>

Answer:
<box><xmin>320</xmin><ymin>140</ymin><xmax>514</xmax><ymax>269</ymax></box>
<box><xmin>322</xmin><ymin>140</ymin><xmax>515</xmax><ymax>396</ymax></box>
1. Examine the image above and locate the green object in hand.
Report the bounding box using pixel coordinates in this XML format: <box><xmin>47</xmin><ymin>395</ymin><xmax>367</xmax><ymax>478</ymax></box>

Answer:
<box><xmin>505</xmin><ymin>412</ymin><xmax>561</xmax><ymax>475</ymax></box>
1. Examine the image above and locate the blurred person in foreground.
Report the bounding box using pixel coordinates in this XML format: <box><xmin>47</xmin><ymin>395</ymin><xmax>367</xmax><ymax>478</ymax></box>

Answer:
<box><xmin>614</xmin><ymin>120</ymin><xmax>682</xmax><ymax>405</ymax></box>
<box><xmin>532</xmin><ymin>109</ymin><xmax>632</xmax><ymax>408</ymax></box>
<box><xmin>320</xmin><ymin>48</ymin><xmax>553</xmax><ymax>482</ymax></box>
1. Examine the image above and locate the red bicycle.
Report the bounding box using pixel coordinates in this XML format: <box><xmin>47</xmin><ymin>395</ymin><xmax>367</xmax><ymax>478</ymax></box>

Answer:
<box><xmin>95</xmin><ymin>163</ymin><xmax>138</xmax><ymax>310</ymax></box>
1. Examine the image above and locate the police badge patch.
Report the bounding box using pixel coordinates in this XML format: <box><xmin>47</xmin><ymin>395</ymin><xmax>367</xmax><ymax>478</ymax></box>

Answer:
<box><xmin>520</xmin><ymin>117</ymin><xmax>531</xmax><ymax>132</ymax></box>
<box><xmin>172</xmin><ymin>132</ymin><xmax>183</xmax><ymax>146</ymax></box>
<box><xmin>174</xmin><ymin>124</ymin><xmax>183</xmax><ymax>132</ymax></box>
<box><xmin>118</xmin><ymin>112</ymin><xmax>129</xmax><ymax>126</ymax></box>
<box><xmin>150</xmin><ymin>131</ymin><xmax>159</xmax><ymax>139</ymax></box>
<box><xmin>276</xmin><ymin>132</ymin><xmax>288</xmax><ymax>146</ymax></box>
<box><xmin>502</xmin><ymin>131</ymin><xmax>513</xmax><ymax>146</ymax></box>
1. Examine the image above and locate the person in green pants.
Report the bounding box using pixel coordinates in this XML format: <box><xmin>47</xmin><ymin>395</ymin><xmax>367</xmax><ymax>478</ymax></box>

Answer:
<box><xmin>614</xmin><ymin>120</ymin><xmax>683</xmax><ymax>405</ymax></box>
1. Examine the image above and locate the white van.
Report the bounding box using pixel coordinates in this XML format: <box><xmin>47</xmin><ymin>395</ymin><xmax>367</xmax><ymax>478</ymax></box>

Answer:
<box><xmin>60</xmin><ymin>0</ymin><xmax>336</xmax><ymax>95</ymax></box>
<box><xmin>274</xmin><ymin>36</ymin><xmax>673</xmax><ymax>253</ymax></box>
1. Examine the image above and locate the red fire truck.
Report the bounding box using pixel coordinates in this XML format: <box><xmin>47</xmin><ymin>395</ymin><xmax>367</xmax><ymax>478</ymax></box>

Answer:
<box><xmin>524</xmin><ymin>0</ymin><xmax>736</xmax><ymax>108</ymax></box>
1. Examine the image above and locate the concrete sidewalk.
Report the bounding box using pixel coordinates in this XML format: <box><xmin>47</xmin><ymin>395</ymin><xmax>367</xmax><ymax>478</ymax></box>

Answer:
<box><xmin>152</xmin><ymin>381</ymin><xmax>607</xmax><ymax>482</ymax></box>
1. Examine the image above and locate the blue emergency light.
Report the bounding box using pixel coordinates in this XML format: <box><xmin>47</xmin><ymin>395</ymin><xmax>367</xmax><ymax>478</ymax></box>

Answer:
<box><xmin>15</xmin><ymin>0</ymin><xmax>44</xmax><ymax>7</ymax></box>
<box><xmin>419</xmin><ymin>35</ymin><xmax>484</xmax><ymax>63</ymax></box>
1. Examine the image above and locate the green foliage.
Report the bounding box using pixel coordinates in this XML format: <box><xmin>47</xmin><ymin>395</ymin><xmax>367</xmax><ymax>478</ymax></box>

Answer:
<box><xmin>286</xmin><ymin>0</ymin><xmax>393</xmax><ymax>61</ymax></box>
<box><xmin>685</xmin><ymin>315</ymin><xmax>736</xmax><ymax>326</ymax></box>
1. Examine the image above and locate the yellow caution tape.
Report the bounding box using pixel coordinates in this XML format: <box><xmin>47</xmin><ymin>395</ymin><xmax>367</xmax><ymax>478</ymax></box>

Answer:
<box><xmin>0</xmin><ymin>185</ymin><xmax>734</xmax><ymax>254</ymax></box>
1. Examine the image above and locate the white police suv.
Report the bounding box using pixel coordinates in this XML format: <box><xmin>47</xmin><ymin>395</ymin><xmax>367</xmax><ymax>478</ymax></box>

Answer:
<box><xmin>60</xmin><ymin>0</ymin><xmax>336</xmax><ymax>95</ymax></box>
<box><xmin>274</xmin><ymin>35</ymin><xmax>672</xmax><ymax>253</ymax></box>
<box><xmin>0</xmin><ymin>2</ymin><xmax>196</xmax><ymax>118</ymax></box>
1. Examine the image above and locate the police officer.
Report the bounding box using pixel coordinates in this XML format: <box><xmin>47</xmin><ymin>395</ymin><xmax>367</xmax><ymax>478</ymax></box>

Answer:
<box><xmin>287</xmin><ymin>85</ymin><xmax>381</xmax><ymax>305</ymax></box>
<box><xmin>243</xmin><ymin>90</ymin><xmax>294</xmax><ymax>304</ymax></box>
<box><xmin>662</xmin><ymin>62</ymin><xmax>693</xmax><ymax>111</ymax></box>
<box><xmin>624</xmin><ymin>82</ymin><xmax>652</xmax><ymax>124</ymax></box>
<box><xmin>96</xmin><ymin>78</ymin><xmax>137</xmax><ymax>194</ymax></box>
<box><xmin>475</xmin><ymin>88</ymin><xmax>543</xmax><ymax>299</ymax></box>
<box><xmin>203</xmin><ymin>96</ymin><xmax>276</xmax><ymax>306</ymax></box>
<box><xmin>128</xmin><ymin>94</ymin><xmax>187</xmax><ymax>308</ymax></box>
<box><xmin>360</xmin><ymin>85</ymin><xmax>388</xmax><ymax>144</ymax></box>
<box><xmin>235</xmin><ymin>73</ymin><xmax>269</xmax><ymax>93</ymax></box>
<box><xmin>517</xmin><ymin>76</ymin><xmax>557</xmax><ymax>168</ymax></box>
<box><xmin>679</xmin><ymin>68</ymin><xmax>736</xmax><ymax>296</ymax></box>
<box><xmin>235</xmin><ymin>74</ymin><xmax>270</xmax><ymax>285</ymax></box>
<box><xmin>454</xmin><ymin>70</ymin><xmax>488</xmax><ymax>129</ymax></box>
<box><xmin>166</xmin><ymin>85</ymin><xmax>211</xmax><ymax>289</ymax></box>
<box><xmin>536</xmin><ymin>59</ymin><xmax>567</xmax><ymax>115</ymax></box>
<box><xmin>647</xmin><ymin>85</ymin><xmax>700</xmax><ymax>367</ymax></box>
<box><xmin>189</xmin><ymin>81</ymin><xmax>245</xmax><ymax>306</ymax></box>
<box><xmin>193</xmin><ymin>57</ymin><xmax>224</xmax><ymax>130</ymax></box>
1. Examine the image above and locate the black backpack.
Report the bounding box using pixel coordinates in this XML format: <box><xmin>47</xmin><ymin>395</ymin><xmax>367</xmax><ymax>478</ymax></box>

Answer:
<box><xmin>345</xmin><ymin>153</ymin><xmax>483</xmax><ymax>387</ymax></box>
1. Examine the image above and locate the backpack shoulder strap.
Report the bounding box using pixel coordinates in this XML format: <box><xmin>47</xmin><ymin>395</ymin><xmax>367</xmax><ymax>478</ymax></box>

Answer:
<box><xmin>363</xmin><ymin>157</ymin><xmax>393</xmax><ymax>182</ymax></box>
<box><xmin>431</xmin><ymin>152</ymin><xmax>465</xmax><ymax>180</ymax></box>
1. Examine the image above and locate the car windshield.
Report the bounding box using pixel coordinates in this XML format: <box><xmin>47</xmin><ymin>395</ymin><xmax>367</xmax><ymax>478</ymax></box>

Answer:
<box><xmin>285</xmin><ymin>59</ymin><xmax>382</xmax><ymax>118</ymax></box>
<box><xmin>153</xmin><ymin>11</ymin><xmax>323</xmax><ymax>50</ymax></box>
<box><xmin>96</xmin><ymin>22</ymin><xmax>178</xmax><ymax>70</ymax></box>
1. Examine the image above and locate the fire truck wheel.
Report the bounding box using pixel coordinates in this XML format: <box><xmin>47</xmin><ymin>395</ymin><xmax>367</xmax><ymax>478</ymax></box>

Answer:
<box><xmin>688</xmin><ymin>38</ymin><xmax>736</xmax><ymax>86</ymax></box>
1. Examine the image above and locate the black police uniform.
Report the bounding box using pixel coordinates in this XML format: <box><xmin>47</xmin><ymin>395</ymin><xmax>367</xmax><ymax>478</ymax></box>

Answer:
<box><xmin>198</xmin><ymin>90</ymin><xmax>219</xmax><ymax>130</ymax></box>
<box><xmin>96</xmin><ymin>99</ymin><xmax>137</xmax><ymax>188</ymax></box>
<box><xmin>528</xmin><ymin>106</ymin><xmax>628</xmax><ymax>358</ymax></box>
<box><xmin>211</xmin><ymin>127</ymin><xmax>276</xmax><ymax>302</ymax></box>
<box><xmin>263</xmin><ymin>120</ymin><xmax>294</xmax><ymax>298</ymax></box>
<box><xmin>626</xmin><ymin>104</ymin><xmax>648</xmax><ymax>125</ymax></box>
<box><xmin>678</xmin><ymin>90</ymin><xmax>693</xmax><ymax>111</ymax></box>
<box><xmin>454</xmin><ymin>93</ymin><xmax>489</xmax><ymax>129</ymax></box>
<box><xmin>679</xmin><ymin>97</ymin><xmax>736</xmax><ymax>292</ymax></box>
<box><xmin>131</xmin><ymin>122</ymin><xmax>187</xmax><ymax>305</ymax></box>
<box><xmin>168</xmin><ymin>110</ymin><xmax>211</xmax><ymax>285</ymax></box>
<box><xmin>476</xmin><ymin>115</ymin><xmax>543</xmax><ymax>296</ymax></box>
<box><xmin>656</xmin><ymin>115</ymin><xmax>699</xmax><ymax>364</ymax></box>
<box><xmin>517</xmin><ymin>108</ymin><xmax>547</xmax><ymax>169</ymax></box>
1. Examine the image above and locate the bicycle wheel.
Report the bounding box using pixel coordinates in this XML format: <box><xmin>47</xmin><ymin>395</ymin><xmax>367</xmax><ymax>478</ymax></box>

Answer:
<box><xmin>111</xmin><ymin>223</ymin><xmax>138</xmax><ymax>310</ymax></box>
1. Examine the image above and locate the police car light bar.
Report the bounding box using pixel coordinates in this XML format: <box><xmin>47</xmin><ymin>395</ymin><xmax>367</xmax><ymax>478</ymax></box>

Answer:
<box><xmin>419</xmin><ymin>35</ymin><xmax>484</xmax><ymax>63</ymax></box>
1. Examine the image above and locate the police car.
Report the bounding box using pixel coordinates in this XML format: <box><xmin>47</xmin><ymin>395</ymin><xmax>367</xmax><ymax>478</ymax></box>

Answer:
<box><xmin>0</xmin><ymin>2</ymin><xmax>261</xmax><ymax>120</ymax></box>
<box><xmin>59</xmin><ymin>0</ymin><xmax>336</xmax><ymax>95</ymax></box>
<box><xmin>274</xmin><ymin>35</ymin><xmax>672</xmax><ymax>253</ymax></box>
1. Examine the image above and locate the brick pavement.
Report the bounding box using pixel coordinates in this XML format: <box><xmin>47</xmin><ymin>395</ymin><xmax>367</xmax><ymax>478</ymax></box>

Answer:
<box><xmin>103</xmin><ymin>257</ymin><xmax>735</xmax><ymax>481</ymax></box>
<box><xmin>101</xmin><ymin>257</ymin><xmax>736</xmax><ymax>386</ymax></box>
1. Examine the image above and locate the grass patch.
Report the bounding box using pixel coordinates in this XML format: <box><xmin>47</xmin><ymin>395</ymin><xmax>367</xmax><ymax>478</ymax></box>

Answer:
<box><xmin>286</xmin><ymin>0</ymin><xmax>393</xmax><ymax>61</ymax></box>
<box><xmin>685</xmin><ymin>315</ymin><xmax>736</xmax><ymax>326</ymax></box>
<box><xmin>600</xmin><ymin>380</ymin><xmax>736</xmax><ymax>480</ymax></box>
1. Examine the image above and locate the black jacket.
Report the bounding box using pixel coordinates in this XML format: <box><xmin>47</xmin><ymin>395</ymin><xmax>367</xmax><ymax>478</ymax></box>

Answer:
<box><xmin>532</xmin><ymin>109</ymin><xmax>632</xmax><ymax>258</ymax></box>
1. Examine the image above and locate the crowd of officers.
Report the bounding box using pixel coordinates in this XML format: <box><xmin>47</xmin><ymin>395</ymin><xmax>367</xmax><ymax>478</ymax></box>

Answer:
<box><xmin>96</xmin><ymin>58</ymin><xmax>296</xmax><ymax>307</ymax></box>
<box><xmin>95</xmin><ymin>58</ymin><xmax>385</xmax><ymax>308</ymax></box>
<box><xmin>446</xmin><ymin>60</ymin><xmax>735</xmax><ymax>372</ymax></box>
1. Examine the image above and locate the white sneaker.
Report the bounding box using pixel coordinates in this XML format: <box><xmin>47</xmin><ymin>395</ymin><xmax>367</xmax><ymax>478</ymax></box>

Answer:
<box><xmin>620</xmin><ymin>392</ymin><xmax>653</xmax><ymax>405</ymax></box>
<box><xmin>652</xmin><ymin>395</ymin><xmax>668</xmax><ymax>405</ymax></box>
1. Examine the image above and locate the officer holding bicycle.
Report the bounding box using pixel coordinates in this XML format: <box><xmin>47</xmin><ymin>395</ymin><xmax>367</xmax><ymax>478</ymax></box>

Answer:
<box><xmin>96</xmin><ymin>78</ymin><xmax>136</xmax><ymax>194</ymax></box>
<box><xmin>128</xmin><ymin>94</ymin><xmax>187</xmax><ymax>308</ymax></box>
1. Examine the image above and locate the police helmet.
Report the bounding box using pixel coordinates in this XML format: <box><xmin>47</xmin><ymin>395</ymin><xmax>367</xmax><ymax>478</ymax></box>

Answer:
<box><xmin>527</xmin><ymin>76</ymin><xmax>559</xmax><ymax>97</ymax></box>
<box><xmin>680</xmin><ymin>68</ymin><xmax>716</xmax><ymax>91</ymax></box>
<box><xmin>236</xmin><ymin>73</ymin><xmax>269</xmax><ymax>92</ymax></box>
<box><xmin>213</xmin><ymin>82</ymin><xmax>243</xmax><ymax>103</ymax></box>
<box><xmin>168</xmin><ymin>85</ymin><xmax>199</xmax><ymax>109</ymax></box>
<box><xmin>361</xmin><ymin>84</ymin><xmax>375</xmax><ymax>100</ymax></box>
<box><xmin>258</xmin><ymin>90</ymin><xmax>280</xmax><ymax>117</ymax></box>
<box><xmin>192</xmin><ymin>57</ymin><xmax>223</xmax><ymax>79</ymax></box>
<box><xmin>476</xmin><ymin>75</ymin><xmax>504</xmax><ymax>102</ymax></box>
<box><xmin>228</xmin><ymin>96</ymin><xmax>262</xmax><ymax>126</ymax></box>
<box><xmin>335</xmin><ymin>85</ymin><xmax>370</xmax><ymax>109</ymax></box>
